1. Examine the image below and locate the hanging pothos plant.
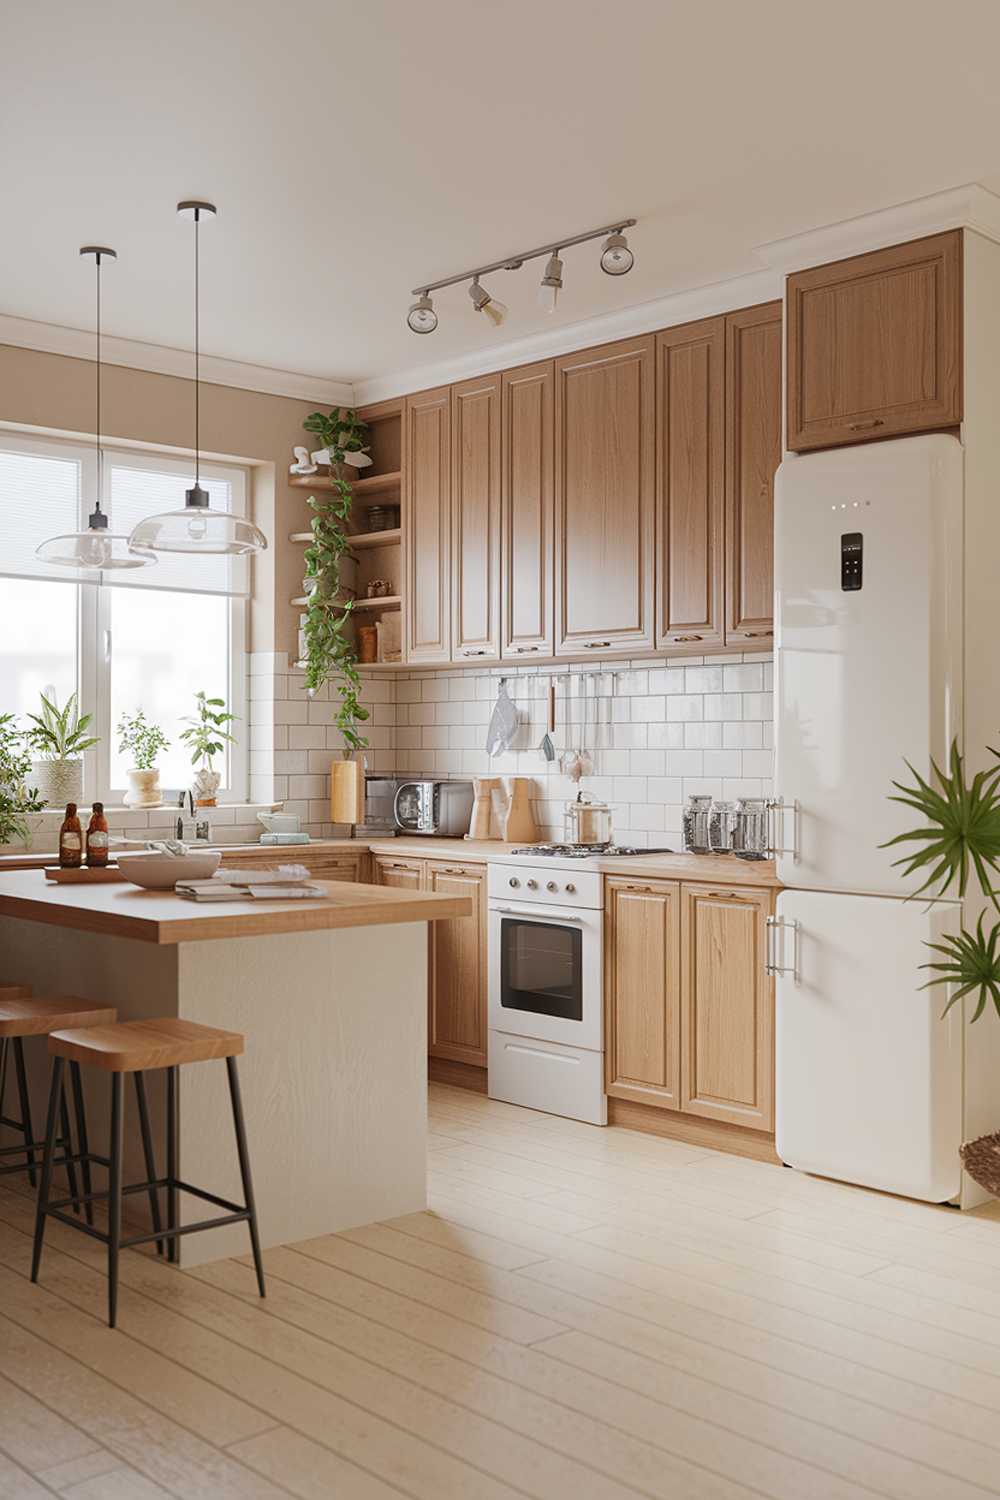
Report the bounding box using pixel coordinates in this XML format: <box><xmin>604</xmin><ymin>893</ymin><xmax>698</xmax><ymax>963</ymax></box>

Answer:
<box><xmin>300</xmin><ymin>406</ymin><xmax>371</xmax><ymax>753</ymax></box>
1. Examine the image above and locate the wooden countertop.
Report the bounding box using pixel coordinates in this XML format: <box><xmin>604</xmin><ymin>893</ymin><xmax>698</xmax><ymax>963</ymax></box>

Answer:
<box><xmin>367</xmin><ymin>838</ymin><xmax>524</xmax><ymax>863</ymax></box>
<box><xmin>370</xmin><ymin>839</ymin><xmax>779</xmax><ymax>885</ymax></box>
<box><xmin>0</xmin><ymin>870</ymin><xmax>472</xmax><ymax>946</ymax></box>
<box><xmin>0</xmin><ymin>838</ymin><xmax>363</xmax><ymax>872</ymax></box>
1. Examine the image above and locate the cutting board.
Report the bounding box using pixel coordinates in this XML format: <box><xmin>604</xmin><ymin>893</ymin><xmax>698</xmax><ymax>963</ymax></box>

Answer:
<box><xmin>44</xmin><ymin>865</ymin><xmax>127</xmax><ymax>883</ymax></box>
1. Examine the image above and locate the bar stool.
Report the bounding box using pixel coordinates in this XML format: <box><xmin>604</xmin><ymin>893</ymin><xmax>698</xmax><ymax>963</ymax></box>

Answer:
<box><xmin>31</xmin><ymin>1017</ymin><xmax>266</xmax><ymax>1327</ymax></box>
<box><xmin>0</xmin><ymin>988</ymin><xmax>117</xmax><ymax>1220</ymax></box>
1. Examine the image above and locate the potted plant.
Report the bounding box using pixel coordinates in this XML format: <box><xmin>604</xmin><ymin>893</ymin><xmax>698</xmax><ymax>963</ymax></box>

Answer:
<box><xmin>117</xmin><ymin>710</ymin><xmax>170</xmax><ymax>808</ymax></box>
<box><xmin>178</xmin><ymin>690</ymin><xmax>236</xmax><ymax>807</ymax></box>
<box><xmin>0</xmin><ymin>714</ymin><xmax>44</xmax><ymax>846</ymax></box>
<box><xmin>25</xmin><ymin>689</ymin><xmax>99</xmax><ymax>807</ymax></box>
<box><xmin>299</xmin><ymin>408</ymin><xmax>371</xmax><ymax>808</ymax></box>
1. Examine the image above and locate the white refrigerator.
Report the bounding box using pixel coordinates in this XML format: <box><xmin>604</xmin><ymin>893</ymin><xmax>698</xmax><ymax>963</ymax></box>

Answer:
<box><xmin>773</xmin><ymin>435</ymin><xmax>967</xmax><ymax>1202</ymax></box>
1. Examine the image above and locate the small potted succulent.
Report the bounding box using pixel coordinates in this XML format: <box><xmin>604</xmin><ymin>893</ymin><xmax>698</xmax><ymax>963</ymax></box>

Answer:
<box><xmin>179</xmin><ymin>690</ymin><xmax>236</xmax><ymax>807</ymax></box>
<box><xmin>117</xmin><ymin>710</ymin><xmax>170</xmax><ymax>808</ymax></box>
<box><xmin>26</xmin><ymin>689</ymin><xmax>99</xmax><ymax>807</ymax></box>
<box><xmin>0</xmin><ymin>713</ymin><xmax>44</xmax><ymax>846</ymax></box>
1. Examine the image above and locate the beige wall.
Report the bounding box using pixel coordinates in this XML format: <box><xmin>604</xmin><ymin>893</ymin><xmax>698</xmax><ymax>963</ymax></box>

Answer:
<box><xmin>0</xmin><ymin>342</ymin><xmax>327</xmax><ymax>654</ymax></box>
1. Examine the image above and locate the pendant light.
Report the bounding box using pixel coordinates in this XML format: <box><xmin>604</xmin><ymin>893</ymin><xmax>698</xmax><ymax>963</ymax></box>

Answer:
<box><xmin>36</xmin><ymin>247</ymin><xmax>154</xmax><ymax>571</ymax></box>
<box><xmin>128</xmin><ymin>201</ymin><xmax>267</xmax><ymax>557</ymax></box>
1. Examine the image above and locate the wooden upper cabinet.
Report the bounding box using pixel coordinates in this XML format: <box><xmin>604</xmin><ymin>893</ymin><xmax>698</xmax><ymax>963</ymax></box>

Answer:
<box><xmin>725</xmin><ymin>302</ymin><xmax>782</xmax><ymax>643</ymax></box>
<box><xmin>655</xmin><ymin>317</ymin><xmax>725</xmax><ymax>652</ymax></box>
<box><xmin>787</xmin><ymin>230</ymin><xmax>963</xmax><ymax>451</ymax></box>
<box><xmin>554</xmin><ymin>337</ymin><xmax>655</xmax><ymax>654</ymax></box>
<box><xmin>405</xmin><ymin>387</ymin><xmax>451</xmax><ymax>663</ymax></box>
<box><xmin>451</xmin><ymin>374</ymin><xmax>501</xmax><ymax>662</ymax></box>
<box><xmin>605</xmin><ymin>878</ymin><xmax>681</xmax><ymax>1109</ymax></box>
<box><xmin>426</xmin><ymin>862</ymin><xmax>487</xmax><ymax>1066</ymax></box>
<box><xmin>501</xmin><ymin>360</ymin><xmax>554</xmax><ymax>659</ymax></box>
<box><xmin>680</xmin><ymin>884</ymin><xmax>773</xmax><ymax>1130</ymax></box>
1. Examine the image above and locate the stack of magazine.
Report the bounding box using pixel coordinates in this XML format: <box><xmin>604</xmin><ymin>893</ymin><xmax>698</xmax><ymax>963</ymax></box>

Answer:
<box><xmin>176</xmin><ymin>864</ymin><xmax>328</xmax><ymax>902</ymax></box>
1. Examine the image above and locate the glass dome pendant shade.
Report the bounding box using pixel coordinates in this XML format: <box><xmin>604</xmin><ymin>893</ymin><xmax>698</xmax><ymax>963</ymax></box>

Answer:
<box><xmin>36</xmin><ymin>246</ymin><xmax>155</xmax><ymax>572</ymax></box>
<box><xmin>127</xmin><ymin>202</ymin><xmax>267</xmax><ymax>558</ymax></box>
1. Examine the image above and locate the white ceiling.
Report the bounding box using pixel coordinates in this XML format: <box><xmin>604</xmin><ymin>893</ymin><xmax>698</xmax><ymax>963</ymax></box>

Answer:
<box><xmin>5</xmin><ymin>0</ymin><xmax>1000</xmax><ymax>393</ymax></box>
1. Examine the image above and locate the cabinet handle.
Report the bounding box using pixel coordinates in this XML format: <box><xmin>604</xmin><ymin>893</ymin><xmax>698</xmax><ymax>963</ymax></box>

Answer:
<box><xmin>621</xmin><ymin>884</ymin><xmax>654</xmax><ymax>893</ymax></box>
<box><xmin>742</xmin><ymin>630</ymin><xmax>772</xmax><ymax>639</ymax></box>
<box><xmin>513</xmin><ymin>646</ymin><xmax>541</xmax><ymax>654</ymax></box>
<box><xmin>439</xmin><ymin>866</ymin><xmax>468</xmax><ymax>874</ymax></box>
<box><xmin>583</xmin><ymin>641</ymin><xmax>611</xmax><ymax>649</ymax></box>
<box><xmin>462</xmin><ymin>649</ymin><xmax>488</xmax><ymax>657</ymax></box>
<box><xmin>672</xmin><ymin>634</ymin><xmax>704</xmax><ymax>643</ymax></box>
<box><xmin>765</xmin><ymin>914</ymin><xmax>798</xmax><ymax>977</ymax></box>
<box><xmin>848</xmin><ymin>418</ymin><xmax>885</xmax><ymax>432</ymax></box>
<box><xmin>766</xmin><ymin>796</ymin><xmax>797</xmax><ymax>859</ymax></box>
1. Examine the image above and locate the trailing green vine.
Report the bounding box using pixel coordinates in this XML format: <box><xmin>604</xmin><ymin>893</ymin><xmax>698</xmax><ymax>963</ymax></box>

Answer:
<box><xmin>300</xmin><ymin>407</ymin><xmax>371</xmax><ymax>753</ymax></box>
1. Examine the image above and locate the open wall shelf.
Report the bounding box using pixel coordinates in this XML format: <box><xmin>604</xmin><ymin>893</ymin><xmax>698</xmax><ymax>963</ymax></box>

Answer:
<box><xmin>288</xmin><ymin>469</ymin><xmax>401</xmax><ymax>497</ymax></box>
<box><xmin>289</xmin><ymin>527</ymin><xmax>401</xmax><ymax>550</ymax></box>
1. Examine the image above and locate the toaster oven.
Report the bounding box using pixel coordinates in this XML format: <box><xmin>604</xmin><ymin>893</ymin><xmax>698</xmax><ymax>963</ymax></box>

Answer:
<box><xmin>393</xmin><ymin>779</ymin><xmax>474</xmax><ymax>836</ymax></box>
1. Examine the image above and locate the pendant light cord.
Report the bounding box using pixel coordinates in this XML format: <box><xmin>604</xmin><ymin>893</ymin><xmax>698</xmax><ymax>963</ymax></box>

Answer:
<box><xmin>95</xmin><ymin>252</ymin><xmax>103</xmax><ymax>511</ymax></box>
<box><xmin>194</xmin><ymin>207</ymin><xmax>201</xmax><ymax>486</ymax></box>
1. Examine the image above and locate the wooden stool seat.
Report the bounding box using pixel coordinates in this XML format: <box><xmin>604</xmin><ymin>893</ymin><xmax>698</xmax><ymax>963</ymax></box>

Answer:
<box><xmin>0</xmin><ymin>996</ymin><xmax>117</xmax><ymax>1038</ymax></box>
<box><xmin>49</xmin><ymin>1018</ymin><xmax>244</xmax><ymax>1073</ymax></box>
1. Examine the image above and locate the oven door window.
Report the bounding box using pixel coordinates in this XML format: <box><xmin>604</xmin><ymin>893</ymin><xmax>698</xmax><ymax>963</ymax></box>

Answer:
<box><xmin>500</xmin><ymin>917</ymin><xmax>583</xmax><ymax>1022</ymax></box>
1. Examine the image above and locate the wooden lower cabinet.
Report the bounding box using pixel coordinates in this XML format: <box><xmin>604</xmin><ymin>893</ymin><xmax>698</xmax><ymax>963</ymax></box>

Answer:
<box><xmin>218</xmin><ymin>846</ymin><xmax>367</xmax><ymax>883</ymax></box>
<box><xmin>604</xmin><ymin>878</ymin><xmax>681</xmax><ymax>1109</ymax></box>
<box><xmin>372</xmin><ymin>854</ymin><xmax>488</xmax><ymax>1068</ymax></box>
<box><xmin>680</xmin><ymin>883</ymin><xmax>774</xmax><ymax>1130</ymax></box>
<box><xmin>425</xmin><ymin>862</ymin><xmax>488</xmax><ymax>1066</ymax></box>
<box><xmin>605</xmin><ymin>876</ymin><xmax>775</xmax><ymax>1134</ymax></box>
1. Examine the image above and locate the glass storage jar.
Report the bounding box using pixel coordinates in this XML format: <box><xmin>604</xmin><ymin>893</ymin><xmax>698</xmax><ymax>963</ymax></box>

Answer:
<box><xmin>682</xmin><ymin>794</ymin><xmax>713</xmax><ymax>854</ymax></box>
<box><xmin>734</xmin><ymin>797</ymin><xmax>769</xmax><ymax>859</ymax></box>
<box><xmin>709</xmin><ymin>800</ymin><xmax>738</xmax><ymax>854</ymax></box>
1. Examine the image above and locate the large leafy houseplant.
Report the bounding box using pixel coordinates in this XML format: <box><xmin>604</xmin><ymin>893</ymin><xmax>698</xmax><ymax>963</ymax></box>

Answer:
<box><xmin>26</xmin><ymin>689</ymin><xmax>100</xmax><ymax>807</ymax></box>
<box><xmin>0</xmin><ymin>714</ymin><xmax>44</xmax><ymax>844</ymax></box>
<box><xmin>299</xmin><ymin>407</ymin><xmax>370</xmax><ymax>754</ymax></box>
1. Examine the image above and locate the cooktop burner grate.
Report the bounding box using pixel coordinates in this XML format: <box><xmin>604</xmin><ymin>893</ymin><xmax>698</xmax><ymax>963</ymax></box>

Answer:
<box><xmin>510</xmin><ymin>844</ymin><xmax>676</xmax><ymax>859</ymax></box>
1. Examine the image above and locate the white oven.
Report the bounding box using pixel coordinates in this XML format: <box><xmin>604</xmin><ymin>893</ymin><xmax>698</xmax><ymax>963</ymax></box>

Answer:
<box><xmin>487</xmin><ymin>861</ymin><xmax>606</xmax><ymax>1124</ymax></box>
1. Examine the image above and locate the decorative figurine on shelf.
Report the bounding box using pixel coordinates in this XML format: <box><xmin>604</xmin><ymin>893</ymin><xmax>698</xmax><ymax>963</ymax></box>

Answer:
<box><xmin>289</xmin><ymin>446</ymin><xmax>317</xmax><ymax>476</ymax></box>
<box><xmin>310</xmin><ymin>445</ymin><xmax>373</xmax><ymax>470</ymax></box>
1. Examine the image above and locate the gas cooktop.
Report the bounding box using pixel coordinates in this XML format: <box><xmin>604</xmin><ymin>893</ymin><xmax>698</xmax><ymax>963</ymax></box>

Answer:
<box><xmin>511</xmin><ymin>843</ymin><xmax>676</xmax><ymax>859</ymax></box>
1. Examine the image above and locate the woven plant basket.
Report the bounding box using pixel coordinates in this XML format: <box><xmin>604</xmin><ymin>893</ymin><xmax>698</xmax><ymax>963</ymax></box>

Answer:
<box><xmin>960</xmin><ymin>1133</ymin><xmax>1000</xmax><ymax>1196</ymax></box>
<box><xmin>32</xmin><ymin>758</ymin><xmax>83</xmax><ymax>808</ymax></box>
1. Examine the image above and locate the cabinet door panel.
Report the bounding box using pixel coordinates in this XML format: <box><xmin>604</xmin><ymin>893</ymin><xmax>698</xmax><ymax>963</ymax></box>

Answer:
<box><xmin>372</xmin><ymin>854</ymin><xmax>425</xmax><ymax>892</ymax></box>
<box><xmin>725</xmin><ymin>302</ymin><xmax>781</xmax><ymax>643</ymax></box>
<box><xmin>501</xmin><ymin>360</ymin><xmax>554</xmax><ymax>659</ymax></box>
<box><xmin>605</xmin><ymin>878</ymin><xmax>681</xmax><ymax>1109</ymax></box>
<box><xmin>452</xmin><ymin>374</ymin><xmax>501</xmax><ymax>662</ymax></box>
<box><xmin>405</xmin><ymin>387</ymin><xmax>451</xmax><ymax>662</ymax></box>
<box><xmin>787</xmin><ymin>231</ymin><xmax>962</xmax><ymax>451</ymax></box>
<box><xmin>681</xmin><ymin>884</ymin><xmax>773</xmax><ymax>1129</ymax></box>
<box><xmin>426</xmin><ymin>862</ymin><xmax>487</xmax><ymax>1065</ymax></box>
<box><xmin>655</xmin><ymin>318</ymin><xmax>724</xmax><ymax>650</ymax></box>
<box><xmin>555</xmin><ymin>337</ymin><xmax>655</xmax><ymax>653</ymax></box>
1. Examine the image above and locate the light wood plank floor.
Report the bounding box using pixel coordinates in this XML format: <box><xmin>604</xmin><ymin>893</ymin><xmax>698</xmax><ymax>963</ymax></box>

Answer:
<box><xmin>3</xmin><ymin>1083</ymin><xmax>1000</xmax><ymax>1499</ymax></box>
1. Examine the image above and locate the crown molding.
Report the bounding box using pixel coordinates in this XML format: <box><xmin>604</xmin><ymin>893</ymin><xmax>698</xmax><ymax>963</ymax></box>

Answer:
<box><xmin>352</xmin><ymin>267</ymin><xmax>783</xmax><ymax>405</ymax></box>
<box><xmin>756</xmin><ymin>182</ymin><xmax>1000</xmax><ymax>273</ymax></box>
<box><xmin>0</xmin><ymin>313</ymin><xmax>355</xmax><ymax>406</ymax></box>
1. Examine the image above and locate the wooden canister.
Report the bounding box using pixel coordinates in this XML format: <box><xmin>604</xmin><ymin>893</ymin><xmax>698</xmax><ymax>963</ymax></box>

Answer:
<box><xmin>357</xmin><ymin>624</ymin><xmax>378</xmax><ymax>663</ymax></box>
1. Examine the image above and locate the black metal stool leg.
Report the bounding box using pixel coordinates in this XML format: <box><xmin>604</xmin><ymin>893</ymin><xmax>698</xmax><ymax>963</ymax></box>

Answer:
<box><xmin>12</xmin><ymin>1038</ymin><xmax>38</xmax><ymax>1187</ymax></box>
<box><xmin>165</xmin><ymin>1065</ymin><xmax>178</xmax><ymax>1265</ymax></box>
<box><xmin>69</xmin><ymin>1062</ymin><xmax>94</xmax><ymax>1227</ymax></box>
<box><xmin>58</xmin><ymin>1083</ymin><xmax>80</xmax><ymax>1214</ymax></box>
<box><xmin>226</xmin><ymin>1057</ymin><xmax>265</xmax><ymax>1298</ymax></box>
<box><xmin>134</xmin><ymin>1073</ymin><xmax>165</xmax><ymax>1256</ymax></box>
<box><xmin>30</xmin><ymin>1058</ymin><xmax>65</xmax><ymax>1283</ymax></box>
<box><xmin>108</xmin><ymin>1073</ymin><xmax>123</xmax><ymax>1329</ymax></box>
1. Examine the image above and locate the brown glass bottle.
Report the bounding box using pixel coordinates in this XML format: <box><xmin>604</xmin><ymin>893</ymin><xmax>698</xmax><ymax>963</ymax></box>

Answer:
<box><xmin>59</xmin><ymin>803</ymin><xmax>83</xmax><ymax>868</ymax></box>
<box><xmin>86</xmin><ymin>802</ymin><xmax>110</xmax><ymax>867</ymax></box>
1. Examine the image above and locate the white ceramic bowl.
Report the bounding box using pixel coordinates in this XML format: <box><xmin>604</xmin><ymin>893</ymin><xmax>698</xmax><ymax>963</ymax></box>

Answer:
<box><xmin>117</xmin><ymin>850</ymin><xmax>221</xmax><ymax>890</ymax></box>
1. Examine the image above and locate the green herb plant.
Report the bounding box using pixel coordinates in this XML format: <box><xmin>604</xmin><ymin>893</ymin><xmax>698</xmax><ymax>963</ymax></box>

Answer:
<box><xmin>117</xmin><ymin>710</ymin><xmax>170</xmax><ymax>771</ymax></box>
<box><xmin>0</xmin><ymin>714</ymin><xmax>44</xmax><ymax>844</ymax></box>
<box><xmin>299</xmin><ymin>406</ymin><xmax>371</xmax><ymax>754</ymax></box>
<box><xmin>884</xmin><ymin>739</ymin><xmax>1000</xmax><ymax>1021</ymax></box>
<box><xmin>178</xmin><ymin>691</ymin><xmax>236</xmax><ymax>771</ymax></box>
<box><xmin>26</xmin><ymin>690</ymin><xmax>99</xmax><ymax>761</ymax></box>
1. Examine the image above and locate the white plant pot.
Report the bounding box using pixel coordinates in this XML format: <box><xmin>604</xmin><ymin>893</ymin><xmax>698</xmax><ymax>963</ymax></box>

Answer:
<box><xmin>192</xmin><ymin>766</ymin><xmax>221</xmax><ymax>807</ymax></box>
<box><xmin>32</xmin><ymin>758</ymin><xmax>83</xmax><ymax>809</ymax></box>
<box><xmin>125</xmin><ymin>767</ymin><xmax>162</xmax><ymax>809</ymax></box>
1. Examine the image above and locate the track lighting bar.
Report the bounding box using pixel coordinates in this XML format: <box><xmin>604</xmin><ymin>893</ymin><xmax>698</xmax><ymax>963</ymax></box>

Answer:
<box><xmin>410</xmin><ymin>218</ymin><xmax>636</xmax><ymax>297</ymax></box>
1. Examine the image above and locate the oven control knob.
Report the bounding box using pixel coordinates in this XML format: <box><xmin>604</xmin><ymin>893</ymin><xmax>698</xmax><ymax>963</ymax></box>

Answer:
<box><xmin>526</xmin><ymin>879</ymin><xmax>538</xmax><ymax>890</ymax></box>
<box><xmin>546</xmin><ymin>881</ymin><xmax>558</xmax><ymax>892</ymax></box>
<box><xmin>566</xmin><ymin>882</ymin><xmax>577</xmax><ymax>894</ymax></box>
<box><xmin>508</xmin><ymin>877</ymin><xmax>520</xmax><ymax>889</ymax></box>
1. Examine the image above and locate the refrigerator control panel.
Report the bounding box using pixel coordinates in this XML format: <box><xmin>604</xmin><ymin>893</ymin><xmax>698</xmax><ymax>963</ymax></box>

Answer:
<box><xmin>841</xmin><ymin>531</ymin><xmax>863</xmax><ymax>590</ymax></box>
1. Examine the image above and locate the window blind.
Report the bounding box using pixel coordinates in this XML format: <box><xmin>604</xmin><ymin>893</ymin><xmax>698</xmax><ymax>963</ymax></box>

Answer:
<box><xmin>0</xmin><ymin>445</ymin><xmax>86</xmax><ymax>584</ymax></box>
<box><xmin>107</xmin><ymin>461</ymin><xmax>249</xmax><ymax>596</ymax></box>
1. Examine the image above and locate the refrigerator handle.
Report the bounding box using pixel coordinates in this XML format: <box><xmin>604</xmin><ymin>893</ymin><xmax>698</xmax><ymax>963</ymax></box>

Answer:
<box><xmin>766</xmin><ymin>797</ymin><xmax>797</xmax><ymax>860</ymax></box>
<box><xmin>765</xmin><ymin>915</ymin><xmax>798</xmax><ymax>979</ymax></box>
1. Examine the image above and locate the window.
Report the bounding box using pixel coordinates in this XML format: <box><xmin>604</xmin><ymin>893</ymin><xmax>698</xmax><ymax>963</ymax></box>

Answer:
<box><xmin>0</xmin><ymin>432</ymin><xmax>250</xmax><ymax>805</ymax></box>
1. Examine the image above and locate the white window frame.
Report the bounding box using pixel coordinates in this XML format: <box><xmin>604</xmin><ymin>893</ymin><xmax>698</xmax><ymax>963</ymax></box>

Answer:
<box><xmin>1</xmin><ymin>431</ymin><xmax>250</xmax><ymax>806</ymax></box>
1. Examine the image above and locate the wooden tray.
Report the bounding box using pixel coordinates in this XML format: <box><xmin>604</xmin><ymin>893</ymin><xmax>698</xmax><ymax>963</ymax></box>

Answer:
<box><xmin>44</xmin><ymin>865</ymin><xmax>127</xmax><ymax>884</ymax></box>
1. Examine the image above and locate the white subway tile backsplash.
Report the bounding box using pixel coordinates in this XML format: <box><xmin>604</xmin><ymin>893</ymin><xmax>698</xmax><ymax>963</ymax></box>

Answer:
<box><xmin>646</xmin><ymin>722</ymin><xmax>685</xmax><ymax>751</ymax></box>
<box><xmin>723</xmin><ymin>721</ymin><xmax>763</xmax><ymax>750</ymax></box>
<box><xmin>703</xmin><ymin>694</ymin><xmax>743</xmax><ymax>721</ymax></box>
<box><xmin>666</xmin><ymin>696</ymin><xmax>705</xmax><ymax>723</ymax></box>
<box><xmin>684</xmin><ymin>722</ymin><xmax>723</xmax><ymax>749</ymax></box>
<box><xmin>684</xmin><ymin>666</ymin><xmax>724</xmax><ymax>693</ymax></box>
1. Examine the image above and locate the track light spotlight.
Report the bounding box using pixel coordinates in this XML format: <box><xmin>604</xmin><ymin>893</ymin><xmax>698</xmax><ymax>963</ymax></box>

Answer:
<box><xmin>407</xmin><ymin>292</ymin><xmax>437</xmax><ymax>334</ymax></box>
<box><xmin>538</xmin><ymin>251</ymin><xmax>563</xmax><ymax>312</ymax></box>
<box><xmin>599</xmin><ymin>231</ymin><xmax>634</xmax><ymax>276</ymax></box>
<box><xmin>468</xmin><ymin>276</ymin><xmax>508</xmax><ymax>327</ymax></box>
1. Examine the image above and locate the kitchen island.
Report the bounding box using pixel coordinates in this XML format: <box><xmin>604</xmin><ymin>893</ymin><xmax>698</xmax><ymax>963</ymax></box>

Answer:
<box><xmin>0</xmin><ymin>871</ymin><xmax>471</xmax><ymax>1264</ymax></box>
